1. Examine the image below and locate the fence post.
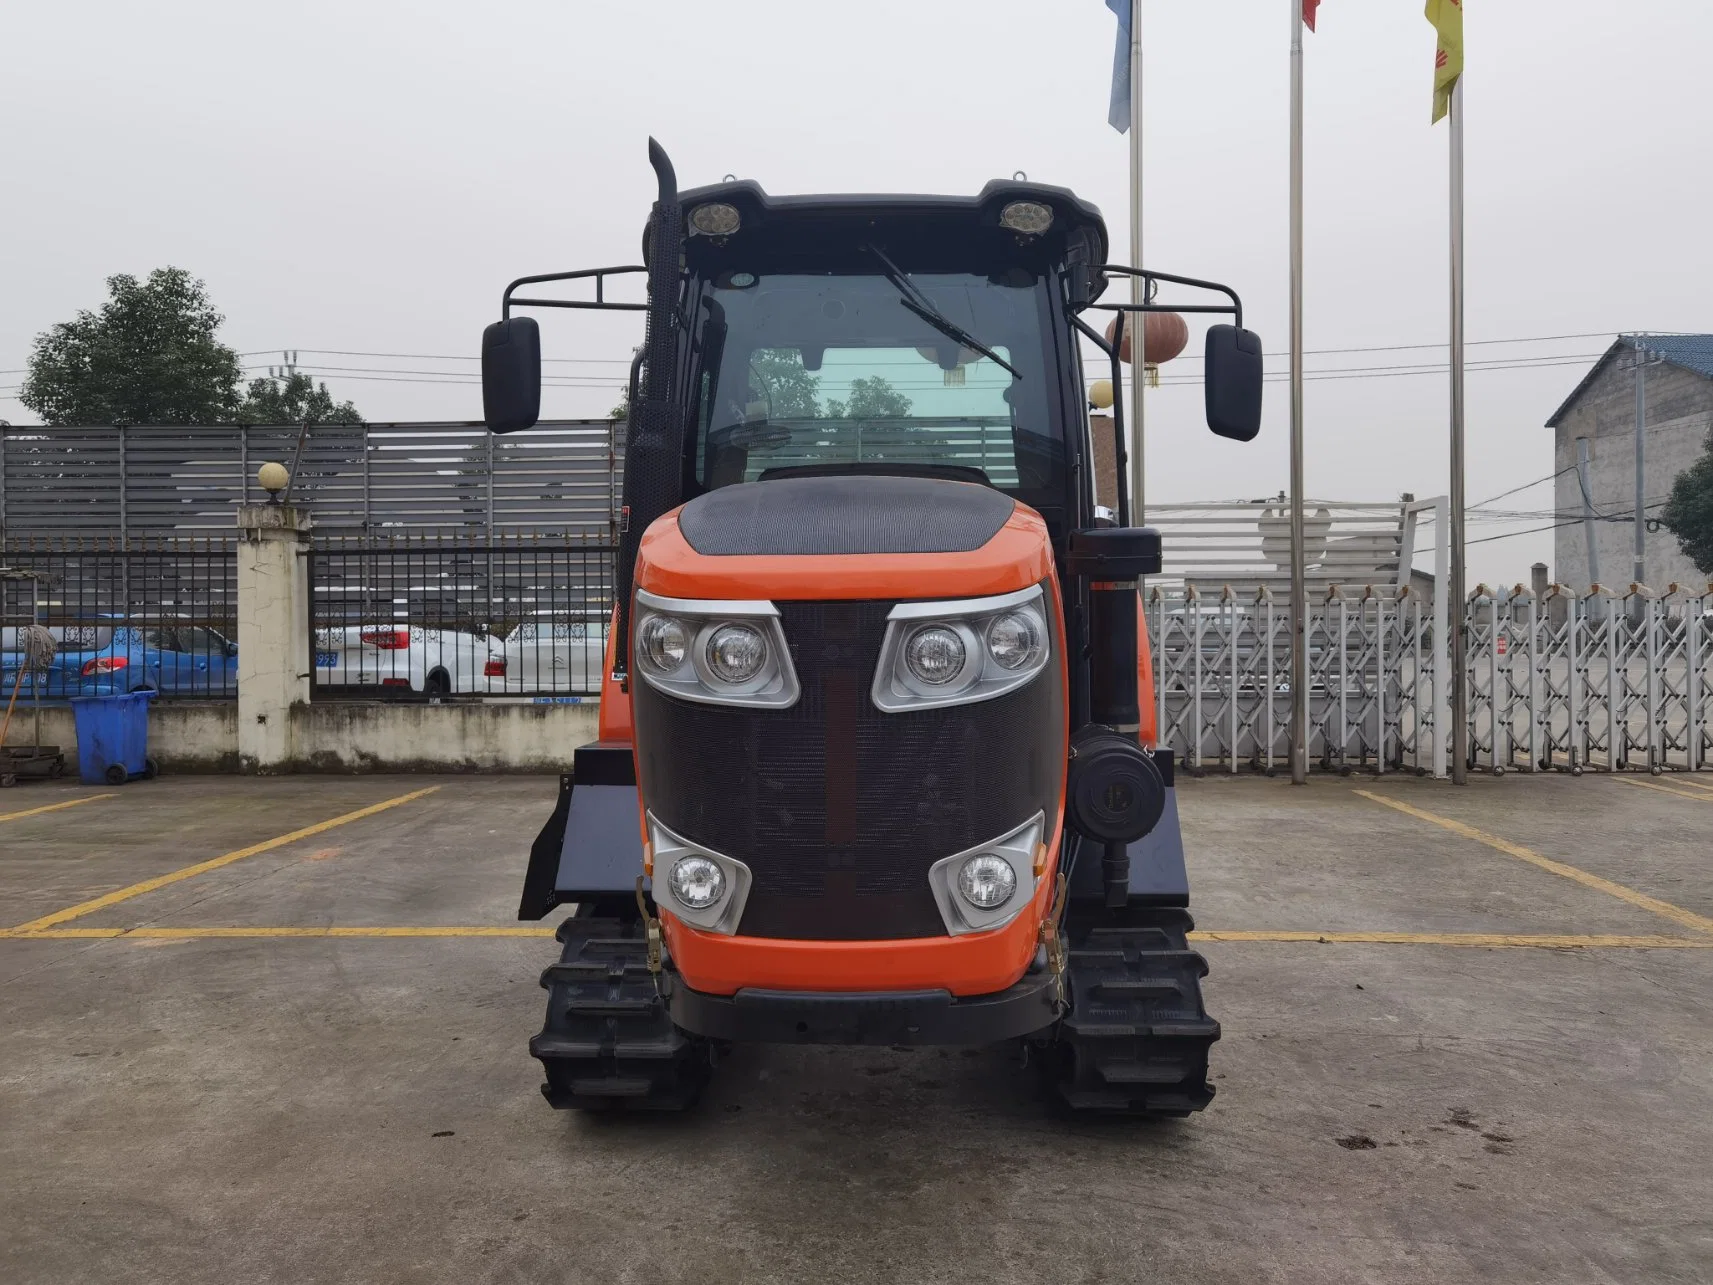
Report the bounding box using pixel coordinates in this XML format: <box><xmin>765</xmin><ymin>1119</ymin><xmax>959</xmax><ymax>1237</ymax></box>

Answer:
<box><xmin>1188</xmin><ymin>585</ymin><xmax>1203</xmax><ymax>770</ymax></box>
<box><xmin>236</xmin><ymin>502</ymin><xmax>313</xmax><ymax>772</ymax></box>
<box><xmin>1524</xmin><ymin>584</ymin><xmax>1540</xmax><ymax>772</ymax></box>
<box><xmin>1603</xmin><ymin>589</ymin><xmax>1618</xmax><ymax>770</ymax></box>
<box><xmin>1223</xmin><ymin>585</ymin><xmax>1238</xmax><ymax>774</ymax></box>
<box><xmin>1690</xmin><ymin>587</ymin><xmax>1707</xmax><ymax>771</ymax></box>
<box><xmin>1431</xmin><ymin>496</ymin><xmax>1450</xmax><ymax>778</ymax></box>
<box><xmin>1644</xmin><ymin>588</ymin><xmax>1660</xmax><ymax>772</ymax></box>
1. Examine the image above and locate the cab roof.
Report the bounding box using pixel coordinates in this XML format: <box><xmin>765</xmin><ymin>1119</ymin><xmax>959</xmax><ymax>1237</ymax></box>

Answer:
<box><xmin>663</xmin><ymin>178</ymin><xmax>1110</xmax><ymax>285</ymax></box>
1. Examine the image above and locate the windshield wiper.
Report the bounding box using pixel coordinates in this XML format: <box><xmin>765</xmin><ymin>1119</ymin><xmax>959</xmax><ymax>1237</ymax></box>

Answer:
<box><xmin>866</xmin><ymin>244</ymin><xmax>1022</xmax><ymax>381</ymax></box>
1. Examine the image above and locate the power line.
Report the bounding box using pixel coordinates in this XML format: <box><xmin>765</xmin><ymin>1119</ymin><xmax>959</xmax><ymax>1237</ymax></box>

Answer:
<box><xmin>254</xmin><ymin>328</ymin><xmax>1672</xmax><ymax>371</ymax></box>
<box><xmin>1153</xmin><ymin>354</ymin><xmax>1604</xmax><ymax>386</ymax></box>
<box><xmin>238</xmin><ymin>348</ymin><xmax>631</xmax><ymax>366</ymax></box>
<box><xmin>1108</xmin><ymin>329</ymin><xmax>1677</xmax><ymax>363</ymax></box>
<box><xmin>1469</xmin><ymin>466</ymin><xmax>1575</xmax><ymax>510</ymax></box>
<box><xmin>1464</xmin><ymin>501</ymin><xmax>1670</xmax><ymax>545</ymax></box>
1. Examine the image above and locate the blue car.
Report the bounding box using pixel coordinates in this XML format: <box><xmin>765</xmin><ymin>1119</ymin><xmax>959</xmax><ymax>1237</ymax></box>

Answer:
<box><xmin>0</xmin><ymin>621</ymin><xmax>237</xmax><ymax>698</ymax></box>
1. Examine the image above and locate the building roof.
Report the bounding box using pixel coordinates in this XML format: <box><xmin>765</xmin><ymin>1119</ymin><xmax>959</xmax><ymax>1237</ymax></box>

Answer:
<box><xmin>1546</xmin><ymin>334</ymin><xmax>1713</xmax><ymax>427</ymax></box>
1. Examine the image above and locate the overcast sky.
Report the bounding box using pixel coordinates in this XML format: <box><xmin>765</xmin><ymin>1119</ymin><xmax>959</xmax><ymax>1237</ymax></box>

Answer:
<box><xmin>3</xmin><ymin>0</ymin><xmax>1709</xmax><ymax>583</ymax></box>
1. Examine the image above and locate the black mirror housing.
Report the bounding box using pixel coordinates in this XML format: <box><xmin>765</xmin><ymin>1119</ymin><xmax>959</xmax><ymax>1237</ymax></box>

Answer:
<box><xmin>482</xmin><ymin>317</ymin><xmax>542</xmax><ymax>433</ymax></box>
<box><xmin>1065</xmin><ymin>526</ymin><xmax>1162</xmax><ymax>580</ymax></box>
<box><xmin>1204</xmin><ymin>324</ymin><xmax>1263</xmax><ymax>442</ymax></box>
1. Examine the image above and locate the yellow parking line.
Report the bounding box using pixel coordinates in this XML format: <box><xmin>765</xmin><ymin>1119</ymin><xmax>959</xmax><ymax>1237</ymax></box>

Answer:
<box><xmin>1354</xmin><ymin>789</ymin><xmax>1713</xmax><ymax>936</ymax></box>
<box><xmin>0</xmin><ymin>793</ymin><xmax>115</xmax><ymax>824</ymax></box>
<box><xmin>0</xmin><ymin>924</ymin><xmax>554</xmax><ymax>940</ymax></box>
<box><xmin>4</xmin><ymin>787</ymin><xmax>441</xmax><ymax>934</ymax></box>
<box><xmin>1613</xmin><ymin>776</ymin><xmax>1713</xmax><ymax>803</ymax></box>
<box><xmin>2</xmin><ymin>925</ymin><xmax>1708</xmax><ymax>950</ymax></box>
<box><xmin>1194</xmin><ymin>930</ymin><xmax>1713</xmax><ymax>949</ymax></box>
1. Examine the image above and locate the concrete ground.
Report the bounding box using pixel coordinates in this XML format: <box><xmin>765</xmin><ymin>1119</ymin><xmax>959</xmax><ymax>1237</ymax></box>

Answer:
<box><xmin>2</xmin><ymin>769</ymin><xmax>1711</xmax><ymax>1284</ymax></box>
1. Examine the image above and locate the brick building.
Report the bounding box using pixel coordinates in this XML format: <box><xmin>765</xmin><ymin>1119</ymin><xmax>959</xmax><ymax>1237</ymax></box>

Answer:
<box><xmin>1548</xmin><ymin>334</ymin><xmax>1713</xmax><ymax>592</ymax></box>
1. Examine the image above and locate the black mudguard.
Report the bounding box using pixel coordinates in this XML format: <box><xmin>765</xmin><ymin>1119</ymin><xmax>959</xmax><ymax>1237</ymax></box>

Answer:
<box><xmin>1066</xmin><ymin>749</ymin><xmax>1189</xmax><ymax>906</ymax></box>
<box><xmin>518</xmin><ymin>743</ymin><xmax>647</xmax><ymax>920</ymax></box>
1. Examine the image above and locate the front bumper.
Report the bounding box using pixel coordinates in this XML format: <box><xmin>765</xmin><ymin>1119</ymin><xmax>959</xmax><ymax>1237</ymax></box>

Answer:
<box><xmin>667</xmin><ymin>964</ymin><xmax>1059</xmax><ymax>1046</ymax></box>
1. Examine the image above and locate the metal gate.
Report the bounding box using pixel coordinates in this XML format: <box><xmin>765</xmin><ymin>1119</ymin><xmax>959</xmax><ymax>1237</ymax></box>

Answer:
<box><xmin>1148</xmin><ymin>582</ymin><xmax>1713</xmax><ymax>776</ymax></box>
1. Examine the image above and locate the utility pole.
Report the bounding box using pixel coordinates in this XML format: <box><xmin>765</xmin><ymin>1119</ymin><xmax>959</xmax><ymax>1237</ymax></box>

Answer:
<box><xmin>1632</xmin><ymin>333</ymin><xmax>1647</xmax><ymax>591</ymax></box>
<box><xmin>1576</xmin><ymin>436</ymin><xmax>1601</xmax><ymax>619</ymax></box>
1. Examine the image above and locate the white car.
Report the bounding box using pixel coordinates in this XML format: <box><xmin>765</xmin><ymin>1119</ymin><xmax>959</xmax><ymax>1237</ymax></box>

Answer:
<box><xmin>484</xmin><ymin>617</ymin><xmax>608</xmax><ymax>696</ymax></box>
<box><xmin>313</xmin><ymin>624</ymin><xmax>499</xmax><ymax>696</ymax></box>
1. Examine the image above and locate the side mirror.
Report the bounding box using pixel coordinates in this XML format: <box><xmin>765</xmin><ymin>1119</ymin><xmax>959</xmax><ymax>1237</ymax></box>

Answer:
<box><xmin>482</xmin><ymin>316</ymin><xmax>542</xmax><ymax>433</ymax></box>
<box><xmin>1204</xmin><ymin>324</ymin><xmax>1263</xmax><ymax>442</ymax></box>
<box><xmin>1065</xmin><ymin>526</ymin><xmax>1162</xmax><ymax>579</ymax></box>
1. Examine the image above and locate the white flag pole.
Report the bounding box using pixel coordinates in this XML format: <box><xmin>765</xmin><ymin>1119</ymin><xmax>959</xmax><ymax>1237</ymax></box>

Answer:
<box><xmin>1128</xmin><ymin>0</ymin><xmax>1146</xmax><ymax>522</ymax></box>
<box><xmin>1448</xmin><ymin>75</ymin><xmax>1468</xmax><ymax>784</ymax></box>
<box><xmin>1288</xmin><ymin>0</ymin><xmax>1308</xmax><ymax>784</ymax></box>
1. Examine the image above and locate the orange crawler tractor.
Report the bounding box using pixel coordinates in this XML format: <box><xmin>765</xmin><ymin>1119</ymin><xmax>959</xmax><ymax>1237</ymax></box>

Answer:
<box><xmin>481</xmin><ymin>141</ymin><xmax>1262</xmax><ymax>1116</ymax></box>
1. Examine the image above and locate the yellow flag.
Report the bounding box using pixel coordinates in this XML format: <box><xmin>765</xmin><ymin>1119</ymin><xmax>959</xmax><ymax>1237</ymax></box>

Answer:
<box><xmin>1426</xmin><ymin>0</ymin><xmax>1464</xmax><ymax>123</ymax></box>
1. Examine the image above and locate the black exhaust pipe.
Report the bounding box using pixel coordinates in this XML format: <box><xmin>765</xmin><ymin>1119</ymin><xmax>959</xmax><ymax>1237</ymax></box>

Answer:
<box><xmin>612</xmin><ymin>139</ymin><xmax>686</xmax><ymax>679</ymax></box>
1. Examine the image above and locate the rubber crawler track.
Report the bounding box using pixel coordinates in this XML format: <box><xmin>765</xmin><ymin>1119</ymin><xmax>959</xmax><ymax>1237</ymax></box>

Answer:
<box><xmin>530</xmin><ymin>912</ymin><xmax>712</xmax><ymax>1111</ymax></box>
<box><xmin>529</xmin><ymin>906</ymin><xmax>1218</xmax><ymax>1116</ymax></box>
<box><xmin>1048</xmin><ymin>905</ymin><xmax>1221</xmax><ymax>1116</ymax></box>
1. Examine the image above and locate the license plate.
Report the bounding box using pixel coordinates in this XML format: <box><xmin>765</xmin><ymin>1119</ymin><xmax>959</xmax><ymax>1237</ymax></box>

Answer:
<box><xmin>316</xmin><ymin>651</ymin><xmax>339</xmax><ymax>668</ymax></box>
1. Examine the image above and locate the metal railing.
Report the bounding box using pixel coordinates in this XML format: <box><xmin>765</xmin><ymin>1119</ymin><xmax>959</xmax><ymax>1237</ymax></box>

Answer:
<box><xmin>1147</xmin><ymin>581</ymin><xmax>1713</xmax><ymax>776</ymax></box>
<box><xmin>0</xmin><ymin>420</ymin><xmax>620</xmax><ymax>538</ymax></box>
<box><xmin>307</xmin><ymin>534</ymin><xmax>616</xmax><ymax>700</ymax></box>
<box><xmin>1</xmin><ymin>536</ymin><xmax>238</xmax><ymax>700</ymax></box>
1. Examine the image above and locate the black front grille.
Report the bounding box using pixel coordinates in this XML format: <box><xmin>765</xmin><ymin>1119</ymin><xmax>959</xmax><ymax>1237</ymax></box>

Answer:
<box><xmin>632</xmin><ymin>597</ymin><xmax>1064</xmax><ymax>940</ymax></box>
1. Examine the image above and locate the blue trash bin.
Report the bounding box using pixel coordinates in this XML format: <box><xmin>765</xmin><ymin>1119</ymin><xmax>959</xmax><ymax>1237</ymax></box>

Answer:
<box><xmin>69</xmin><ymin>691</ymin><xmax>156</xmax><ymax>785</ymax></box>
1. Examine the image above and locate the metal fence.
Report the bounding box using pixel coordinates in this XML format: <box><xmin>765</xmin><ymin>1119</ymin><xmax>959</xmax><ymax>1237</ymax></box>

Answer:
<box><xmin>1</xmin><ymin>536</ymin><xmax>238</xmax><ymax>699</ymax></box>
<box><xmin>308</xmin><ymin>534</ymin><xmax>616</xmax><ymax>700</ymax></box>
<box><xmin>1147</xmin><ymin>497</ymin><xmax>1446</xmax><ymax>597</ymax></box>
<box><xmin>0</xmin><ymin>420</ymin><xmax>620</xmax><ymax>538</ymax></box>
<box><xmin>1149</xmin><ymin>582</ymin><xmax>1713</xmax><ymax>776</ymax></box>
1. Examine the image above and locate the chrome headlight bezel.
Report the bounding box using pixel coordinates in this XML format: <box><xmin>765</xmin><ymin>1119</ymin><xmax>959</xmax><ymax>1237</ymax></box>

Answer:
<box><xmin>647</xmin><ymin>812</ymin><xmax>753</xmax><ymax>934</ymax></box>
<box><xmin>633</xmin><ymin>589</ymin><xmax>800</xmax><ymax>709</ymax></box>
<box><xmin>927</xmin><ymin>812</ymin><xmax>1044</xmax><ymax>935</ymax></box>
<box><xmin>871</xmin><ymin>584</ymin><xmax>1052</xmax><ymax>712</ymax></box>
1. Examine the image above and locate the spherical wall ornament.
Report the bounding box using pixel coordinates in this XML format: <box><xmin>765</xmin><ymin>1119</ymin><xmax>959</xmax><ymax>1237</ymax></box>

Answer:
<box><xmin>257</xmin><ymin>461</ymin><xmax>290</xmax><ymax>496</ymax></box>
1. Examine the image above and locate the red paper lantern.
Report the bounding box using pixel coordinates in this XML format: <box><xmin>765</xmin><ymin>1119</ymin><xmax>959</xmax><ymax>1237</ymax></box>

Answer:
<box><xmin>1104</xmin><ymin>311</ymin><xmax>1189</xmax><ymax>366</ymax></box>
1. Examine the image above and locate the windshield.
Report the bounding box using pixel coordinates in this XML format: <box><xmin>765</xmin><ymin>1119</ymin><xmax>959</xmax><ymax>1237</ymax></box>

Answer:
<box><xmin>690</xmin><ymin>268</ymin><xmax>1063</xmax><ymax>499</ymax></box>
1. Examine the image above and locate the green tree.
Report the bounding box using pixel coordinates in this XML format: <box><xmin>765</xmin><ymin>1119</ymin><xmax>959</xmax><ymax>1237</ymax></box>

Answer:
<box><xmin>749</xmin><ymin>349</ymin><xmax>823</xmax><ymax>418</ymax></box>
<box><xmin>236</xmin><ymin>370</ymin><xmax>363</xmax><ymax>424</ymax></box>
<box><xmin>826</xmin><ymin>375</ymin><xmax>911</xmax><ymax>419</ymax></box>
<box><xmin>20</xmin><ymin>268</ymin><xmax>244</xmax><ymax>426</ymax></box>
<box><xmin>1660</xmin><ymin>430</ymin><xmax>1713</xmax><ymax>574</ymax></box>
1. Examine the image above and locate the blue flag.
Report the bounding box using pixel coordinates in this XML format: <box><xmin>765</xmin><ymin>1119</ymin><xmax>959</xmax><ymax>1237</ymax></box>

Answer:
<box><xmin>1107</xmin><ymin>0</ymin><xmax>1131</xmax><ymax>133</ymax></box>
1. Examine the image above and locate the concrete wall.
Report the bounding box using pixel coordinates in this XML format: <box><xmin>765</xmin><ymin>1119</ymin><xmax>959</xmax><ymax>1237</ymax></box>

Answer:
<box><xmin>1553</xmin><ymin>359</ymin><xmax>1713</xmax><ymax>592</ymax></box>
<box><xmin>286</xmin><ymin>701</ymin><xmax>598</xmax><ymax>773</ymax></box>
<box><xmin>4</xmin><ymin>699</ymin><xmax>596</xmax><ymax>774</ymax></box>
<box><xmin>4</xmin><ymin>702</ymin><xmax>240</xmax><ymax>772</ymax></box>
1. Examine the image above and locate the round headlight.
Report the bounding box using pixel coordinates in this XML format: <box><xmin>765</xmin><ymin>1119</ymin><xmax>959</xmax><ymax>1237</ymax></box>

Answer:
<box><xmin>986</xmin><ymin>612</ymin><xmax>1041</xmax><ymax>671</ymax></box>
<box><xmin>669</xmin><ymin>855</ymin><xmax>726</xmax><ymax>909</ymax></box>
<box><xmin>706</xmin><ymin>622</ymin><xmax>767</xmax><ymax>684</ymax></box>
<box><xmin>637</xmin><ymin>615</ymin><xmax>690</xmax><ymax>674</ymax></box>
<box><xmin>689</xmin><ymin>203</ymin><xmax>741</xmax><ymax>236</ymax></box>
<box><xmin>998</xmin><ymin>201</ymin><xmax>1054</xmax><ymax>235</ymax></box>
<box><xmin>904</xmin><ymin>625</ymin><xmax>966</xmax><ymax>685</ymax></box>
<box><xmin>957</xmin><ymin>853</ymin><xmax>1017</xmax><ymax>909</ymax></box>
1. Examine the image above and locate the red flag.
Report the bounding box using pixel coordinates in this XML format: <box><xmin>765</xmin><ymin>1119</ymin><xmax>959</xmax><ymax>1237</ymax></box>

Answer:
<box><xmin>1304</xmin><ymin>0</ymin><xmax>1319</xmax><ymax>31</ymax></box>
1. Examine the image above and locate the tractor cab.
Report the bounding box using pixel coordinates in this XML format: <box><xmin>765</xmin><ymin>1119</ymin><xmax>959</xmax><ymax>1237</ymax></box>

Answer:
<box><xmin>481</xmin><ymin>141</ymin><xmax>1261</xmax><ymax>1117</ymax></box>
